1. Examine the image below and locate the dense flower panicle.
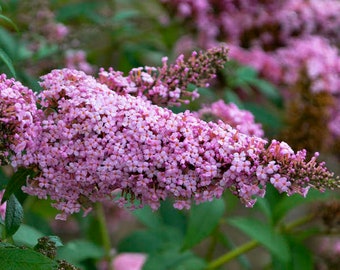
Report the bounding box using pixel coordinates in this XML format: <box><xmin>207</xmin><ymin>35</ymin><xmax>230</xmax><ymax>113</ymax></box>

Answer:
<box><xmin>16</xmin><ymin>69</ymin><xmax>338</xmax><ymax>220</ymax></box>
<box><xmin>0</xmin><ymin>74</ymin><xmax>41</xmax><ymax>166</ymax></box>
<box><xmin>197</xmin><ymin>100</ymin><xmax>264</xmax><ymax>137</ymax></box>
<box><xmin>98</xmin><ymin>46</ymin><xmax>228</xmax><ymax>106</ymax></box>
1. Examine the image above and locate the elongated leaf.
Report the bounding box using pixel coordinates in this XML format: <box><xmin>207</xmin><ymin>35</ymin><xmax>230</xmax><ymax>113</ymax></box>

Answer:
<box><xmin>289</xmin><ymin>239</ymin><xmax>313</xmax><ymax>270</ymax></box>
<box><xmin>57</xmin><ymin>239</ymin><xmax>104</xmax><ymax>264</ymax></box>
<box><xmin>2</xmin><ymin>167</ymin><xmax>36</xmax><ymax>203</ymax></box>
<box><xmin>143</xmin><ymin>250</ymin><xmax>206</xmax><ymax>270</ymax></box>
<box><xmin>159</xmin><ymin>200</ymin><xmax>187</xmax><ymax>235</ymax></box>
<box><xmin>0</xmin><ymin>48</ymin><xmax>16</xmax><ymax>77</ymax></box>
<box><xmin>133</xmin><ymin>206</ymin><xmax>163</xmax><ymax>229</ymax></box>
<box><xmin>5</xmin><ymin>194</ymin><xmax>23</xmax><ymax>237</ymax></box>
<box><xmin>250</xmin><ymin>78</ymin><xmax>281</xmax><ymax>102</ymax></box>
<box><xmin>273</xmin><ymin>189</ymin><xmax>329</xmax><ymax>223</ymax></box>
<box><xmin>0</xmin><ymin>246</ymin><xmax>57</xmax><ymax>270</ymax></box>
<box><xmin>118</xmin><ymin>226</ymin><xmax>183</xmax><ymax>254</ymax></box>
<box><xmin>0</xmin><ymin>14</ymin><xmax>19</xmax><ymax>32</ymax></box>
<box><xmin>228</xmin><ymin>217</ymin><xmax>290</xmax><ymax>263</ymax></box>
<box><xmin>182</xmin><ymin>199</ymin><xmax>225</xmax><ymax>250</ymax></box>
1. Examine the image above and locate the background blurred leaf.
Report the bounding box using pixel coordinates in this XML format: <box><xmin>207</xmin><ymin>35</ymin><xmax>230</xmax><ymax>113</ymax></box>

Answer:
<box><xmin>228</xmin><ymin>217</ymin><xmax>290</xmax><ymax>263</ymax></box>
<box><xmin>0</xmin><ymin>48</ymin><xmax>16</xmax><ymax>77</ymax></box>
<box><xmin>143</xmin><ymin>250</ymin><xmax>206</xmax><ymax>270</ymax></box>
<box><xmin>57</xmin><ymin>239</ymin><xmax>104</xmax><ymax>265</ymax></box>
<box><xmin>182</xmin><ymin>199</ymin><xmax>225</xmax><ymax>250</ymax></box>
<box><xmin>118</xmin><ymin>226</ymin><xmax>183</xmax><ymax>254</ymax></box>
<box><xmin>0</xmin><ymin>14</ymin><xmax>18</xmax><ymax>32</ymax></box>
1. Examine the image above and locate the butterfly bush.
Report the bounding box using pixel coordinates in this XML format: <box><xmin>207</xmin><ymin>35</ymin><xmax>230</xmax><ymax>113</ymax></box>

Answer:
<box><xmin>98</xmin><ymin>46</ymin><xmax>228</xmax><ymax>107</ymax></box>
<box><xmin>0</xmin><ymin>67</ymin><xmax>330</xmax><ymax>220</ymax></box>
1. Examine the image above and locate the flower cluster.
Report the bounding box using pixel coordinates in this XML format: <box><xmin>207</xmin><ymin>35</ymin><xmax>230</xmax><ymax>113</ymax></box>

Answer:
<box><xmin>196</xmin><ymin>100</ymin><xmax>264</xmax><ymax>137</ymax></box>
<box><xmin>14</xmin><ymin>69</ymin><xmax>337</xmax><ymax>220</ymax></box>
<box><xmin>0</xmin><ymin>74</ymin><xmax>41</xmax><ymax>166</ymax></box>
<box><xmin>98</xmin><ymin>46</ymin><xmax>228</xmax><ymax>106</ymax></box>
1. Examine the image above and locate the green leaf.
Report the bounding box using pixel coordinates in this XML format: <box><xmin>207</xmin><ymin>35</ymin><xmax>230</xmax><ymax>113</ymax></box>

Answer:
<box><xmin>251</xmin><ymin>78</ymin><xmax>281</xmax><ymax>102</ymax></box>
<box><xmin>2</xmin><ymin>167</ymin><xmax>36</xmax><ymax>203</ymax></box>
<box><xmin>5</xmin><ymin>194</ymin><xmax>23</xmax><ymax>237</ymax></box>
<box><xmin>143</xmin><ymin>250</ymin><xmax>206</xmax><ymax>270</ymax></box>
<box><xmin>0</xmin><ymin>48</ymin><xmax>16</xmax><ymax>77</ymax></box>
<box><xmin>0</xmin><ymin>246</ymin><xmax>57</xmax><ymax>270</ymax></box>
<box><xmin>254</xmin><ymin>197</ymin><xmax>272</xmax><ymax>223</ymax></box>
<box><xmin>289</xmin><ymin>239</ymin><xmax>313</xmax><ymax>270</ymax></box>
<box><xmin>118</xmin><ymin>226</ymin><xmax>183</xmax><ymax>254</ymax></box>
<box><xmin>133</xmin><ymin>206</ymin><xmax>163</xmax><ymax>229</ymax></box>
<box><xmin>224</xmin><ymin>89</ymin><xmax>244</xmax><ymax>108</ymax></box>
<box><xmin>159</xmin><ymin>200</ymin><xmax>187</xmax><ymax>236</ymax></box>
<box><xmin>228</xmin><ymin>217</ymin><xmax>290</xmax><ymax>263</ymax></box>
<box><xmin>182</xmin><ymin>199</ymin><xmax>225</xmax><ymax>250</ymax></box>
<box><xmin>235</xmin><ymin>66</ymin><xmax>258</xmax><ymax>82</ymax></box>
<box><xmin>111</xmin><ymin>10</ymin><xmax>140</xmax><ymax>23</ymax></box>
<box><xmin>0</xmin><ymin>14</ymin><xmax>19</xmax><ymax>32</ymax></box>
<box><xmin>273</xmin><ymin>189</ymin><xmax>330</xmax><ymax>223</ymax></box>
<box><xmin>13</xmin><ymin>224</ymin><xmax>44</xmax><ymax>248</ymax></box>
<box><xmin>57</xmin><ymin>239</ymin><xmax>104</xmax><ymax>264</ymax></box>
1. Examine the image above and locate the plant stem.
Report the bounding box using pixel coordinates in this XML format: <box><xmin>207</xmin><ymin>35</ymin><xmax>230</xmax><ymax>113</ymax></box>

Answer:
<box><xmin>206</xmin><ymin>213</ymin><xmax>316</xmax><ymax>269</ymax></box>
<box><xmin>94</xmin><ymin>202</ymin><xmax>113</xmax><ymax>270</ymax></box>
<box><xmin>206</xmin><ymin>240</ymin><xmax>258</xmax><ymax>269</ymax></box>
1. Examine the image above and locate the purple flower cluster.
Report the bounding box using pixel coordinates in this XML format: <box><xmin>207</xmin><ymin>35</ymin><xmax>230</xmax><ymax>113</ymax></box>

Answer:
<box><xmin>196</xmin><ymin>100</ymin><xmax>264</xmax><ymax>137</ymax></box>
<box><xmin>0</xmin><ymin>74</ymin><xmax>41</xmax><ymax>166</ymax></box>
<box><xmin>98</xmin><ymin>46</ymin><xmax>228</xmax><ymax>107</ymax></box>
<box><xmin>9</xmin><ymin>69</ymin><xmax>334</xmax><ymax>220</ymax></box>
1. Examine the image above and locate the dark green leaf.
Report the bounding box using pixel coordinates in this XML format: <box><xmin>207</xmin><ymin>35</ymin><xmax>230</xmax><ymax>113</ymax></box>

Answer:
<box><xmin>5</xmin><ymin>194</ymin><xmax>23</xmax><ymax>237</ymax></box>
<box><xmin>273</xmin><ymin>189</ymin><xmax>330</xmax><ymax>223</ymax></box>
<box><xmin>224</xmin><ymin>89</ymin><xmax>244</xmax><ymax>108</ymax></box>
<box><xmin>0</xmin><ymin>246</ymin><xmax>57</xmax><ymax>270</ymax></box>
<box><xmin>143</xmin><ymin>250</ymin><xmax>206</xmax><ymax>270</ymax></box>
<box><xmin>254</xmin><ymin>197</ymin><xmax>272</xmax><ymax>223</ymax></box>
<box><xmin>133</xmin><ymin>206</ymin><xmax>163</xmax><ymax>229</ymax></box>
<box><xmin>250</xmin><ymin>78</ymin><xmax>281</xmax><ymax>101</ymax></box>
<box><xmin>118</xmin><ymin>227</ymin><xmax>183</xmax><ymax>254</ymax></box>
<box><xmin>289</xmin><ymin>239</ymin><xmax>313</xmax><ymax>270</ymax></box>
<box><xmin>235</xmin><ymin>66</ymin><xmax>258</xmax><ymax>81</ymax></box>
<box><xmin>182</xmin><ymin>199</ymin><xmax>225</xmax><ymax>250</ymax></box>
<box><xmin>0</xmin><ymin>14</ymin><xmax>19</xmax><ymax>32</ymax></box>
<box><xmin>0</xmin><ymin>48</ymin><xmax>16</xmax><ymax>77</ymax></box>
<box><xmin>228</xmin><ymin>217</ymin><xmax>290</xmax><ymax>263</ymax></box>
<box><xmin>2</xmin><ymin>167</ymin><xmax>36</xmax><ymax>203</ymax></box>
<box><xmin>159</xmin><ymin>200</ymin><xmax>187</xmax><ymax>235</ymax></box>
<box><xmin>111</xmin><ymin>10</ymin><xmax>140</xmax><ymax>23</ymax></box>
<box><xmin>57</xmin><ymin>239</ymin><xmax>104</xmax><ymax>264</ymax></box>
